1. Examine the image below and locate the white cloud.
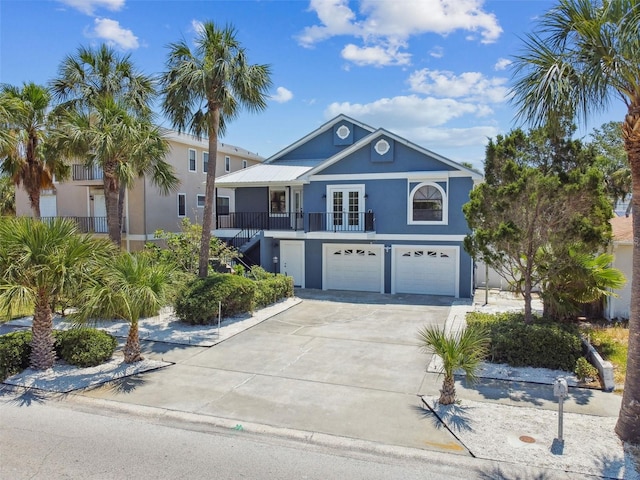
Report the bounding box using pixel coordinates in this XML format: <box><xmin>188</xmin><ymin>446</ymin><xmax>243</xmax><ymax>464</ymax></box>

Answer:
<box><xmin>58</xmin><ymin>0</ymin><xmax>124</xmax><ymax>15</ymax></box>
<box><xmin>297</xmin><ymin>0</ymin><xmax>502</xmax><ymax>67</ymax></box>
<box><xmin>494</xmin><ymin>58</ymin><xmax>512</xmax><ymax>71</ymax></box>
<box><xmin>341</xmin><ymin>43</ymin><xmax>411</xmax><ymax>67</ymax></box>
<box><xmin>191</xmin><ymin>20</ymin><xmax>205</xmax><ymax>35</ymax></box>
<box><xmin>271</xmin><ymin>87</ymin><xmax>294</xmax><ymax>103</ymax></box>
<box><xmin>89</xmin><ymin>18</ymin><xmax>139</xmax><ymax>50</ymax></box>
<box><xmin>408</xmin><ymin>69</ymin><xmax>509</xmax><ymax>103</ymax></box>
<box><xmin>429</xmin><ymin>46</ymin><xmax>444</xmax><ymax>59</ymax></box>
<box><xmin>325</xmin><ymin>95</ymin><xmax>486</xmax><ymax>128</ymax></box>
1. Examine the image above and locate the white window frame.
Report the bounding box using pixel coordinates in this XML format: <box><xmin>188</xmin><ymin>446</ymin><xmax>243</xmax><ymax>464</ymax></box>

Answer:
<box><xmin>242</xmin><ymin>159</ymin><xmax>248</xmax><ymax>169</ymax></box>
<box><xmin>269</xmin><ymin>187</ymin><xmax>288</xmax><ymax>216</ymax></box>
<box><xmin>408</xmin><ymin>181</ymin><xmax>448</xmax><ymax>225</ymax></box>
<box><xmin>196</xmin><ymin>194</ymin><xmax>205</xmax><ymax>208</ymax></box>
<box><xmin>326</xmin><ymin>184</ymin><xmax>365</xmax><ymax>230</ymax></box>
<box><xmin>224</xmin><ymin>156</ymin><xmax>231</xmax><ymax>172</ymax></box>
<box><xmin>177</xmin><ymin>193</ymin><xmax>187</xmax><ymax>217</ymax></box>
<box><xmin>203</xmin><ymin>152</ymin><xmax>209</xmax><ymax>173</ymax></box>
<box><xmin>188</xmin><ymin>149</ymin><xmax>196</xmax><ymax>172</ymax></box>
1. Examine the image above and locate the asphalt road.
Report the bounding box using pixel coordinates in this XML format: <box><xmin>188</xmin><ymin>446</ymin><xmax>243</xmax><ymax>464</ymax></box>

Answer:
<box><xmin>0</xmin><ymin>388</ymin><xmax>592</xmax><ymax>480</ymax></box>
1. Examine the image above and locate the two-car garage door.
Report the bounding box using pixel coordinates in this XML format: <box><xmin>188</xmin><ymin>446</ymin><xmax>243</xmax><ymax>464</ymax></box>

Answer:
<box><xmin>322</xmin><ymin>243</ymin><xmax>458</xmax><ymax>296</ymax></box>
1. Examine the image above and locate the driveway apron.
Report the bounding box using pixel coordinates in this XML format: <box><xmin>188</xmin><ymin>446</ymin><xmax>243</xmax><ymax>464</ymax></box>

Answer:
<box><xmin>80</xmin><ymin>290</ymin><xmax>464</xmax><ymax>455</ymax></box>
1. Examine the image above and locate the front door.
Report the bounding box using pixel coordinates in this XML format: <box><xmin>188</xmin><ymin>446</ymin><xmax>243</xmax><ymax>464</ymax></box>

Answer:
<box><xmin>280</xmin><ymin>240</ymin><xmax>304</xmax><ymax>288</ymax></box>
<box><xmin>326</xmin><ymin>185</ymin><xmax>364</xmax><ymax>231</ymax></box>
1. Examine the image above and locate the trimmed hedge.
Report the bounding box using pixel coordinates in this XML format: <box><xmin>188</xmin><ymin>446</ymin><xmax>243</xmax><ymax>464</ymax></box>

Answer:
<box><xmin>0</xmin><ymin>330</ymin><xmax>32</xmax><ymax>381</ymax></box>
<box><xmin>175</xmin><ymin>274</ymin><xmax>257</xmax><ymax>325</ymax></box>
<box><xmin>253</xmin><ymin>276</ymin><xmax>294</xmax><ymax>309</ymax></box>
<box><xmin>54</xmin><ymin>329</ymin><xmax>117</xmax><ymax>368</ymax></box>
<box><xmin>467</xmin><ymin>312</ymin><xmax>582</xmax><ymax>371</ymax></box>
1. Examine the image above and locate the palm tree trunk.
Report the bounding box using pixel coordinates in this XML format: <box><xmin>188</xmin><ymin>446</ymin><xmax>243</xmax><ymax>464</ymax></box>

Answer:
<box><xmin>616</xmin><ymin>111</ymin><xmax>640</xmax><ymax>443</ymax></box>
<box><xmin>123</xmin><ymin>320</ymin><xmax>143</xmax><ymax>363</ymax></box>
<box><xmin>439</xmin><ymin>374</ymin><xmax>457</xmax><ymax>405</ymax></box>
<box><xmin>198</xmin><ymin>108</ymin><xmax>220</xmax><ymax>278</ymax></box>
<box><xmin>103</xmin><ymin>160</ymin><xmax>122</xmax><ymax>247</ymax></box>
<box><xmin>30</xmin><ymin>289</ymin><xmax>56</xmax><ymax>370</ymax></box>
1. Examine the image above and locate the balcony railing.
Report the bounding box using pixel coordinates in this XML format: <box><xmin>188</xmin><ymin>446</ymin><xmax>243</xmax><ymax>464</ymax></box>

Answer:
<box><xmin>216</xmin><ymin>211</ymin><xmax>375</xmax><ymax>233</ymax></box>
<box><xmin>40</xmin><ymin>216</ymin><xmax>126</xmax><ymax>234</ymax></box>
<box><xmin>72</xmin><ymin>164</ymin><xmax>104</xmax><ymax>181</ymax></box>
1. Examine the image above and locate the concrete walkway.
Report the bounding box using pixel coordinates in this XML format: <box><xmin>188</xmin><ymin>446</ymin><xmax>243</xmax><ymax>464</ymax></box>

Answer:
<box><xmin>1</xmin><ymin>289</ymin><xmax>634</xmax><ymax>478</ymax></box>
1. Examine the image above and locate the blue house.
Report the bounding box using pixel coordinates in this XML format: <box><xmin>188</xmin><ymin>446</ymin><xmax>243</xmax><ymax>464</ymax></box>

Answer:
<box><xmin>215</xmin><ymin>115</ymin><xmax>482</xmax><ymax>298</ymax></box>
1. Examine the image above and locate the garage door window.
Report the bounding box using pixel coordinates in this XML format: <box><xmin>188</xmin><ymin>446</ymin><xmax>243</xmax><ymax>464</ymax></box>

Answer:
<box><xmin>409</xmin><ymin>183</ymin><xmax>447</xmax><ymax>224</ymax></box>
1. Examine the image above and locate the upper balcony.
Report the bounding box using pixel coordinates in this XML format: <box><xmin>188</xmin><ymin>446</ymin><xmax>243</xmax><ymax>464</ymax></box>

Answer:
<box><xmin>72</xmin><ymin>164</ymin><xmax>103</xmax><ymax>183</ymax></box>
<box><xmin>215</xmin><ymin>211</ymin><xmax>375</xmax><ymax>233</ymax></box>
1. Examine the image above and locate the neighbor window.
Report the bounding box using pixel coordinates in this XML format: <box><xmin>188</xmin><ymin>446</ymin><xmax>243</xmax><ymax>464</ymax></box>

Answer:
<box><xmin>197</xmin><ymin>194</ymin><xmax>205</xmax><ymax>208</ymax></box>
<box><xmin>409</xmin><ymin>183</ymin><xmax>446</xmax><ymax>223</ymax></box>
<box><xmin>178</xmin><ymin>193</ymin><xmax>186</xmax><ymax>217</ymax></box>
<box><xmin>224</xmin><ymin>156</ymin><xmax>231</xmax><ymax>172</ymax></box>
<box><xmin>269</xmin><ymin>188</ymin><xmax>287</xmax><ymax>214</ymax></box>
<box><xmin>242</xmin><ymin>159</ymin><xmax>248</xmax><ymax>169</ymax></box>
<box><xmin>216</xmin><ymin>196</ymin><xmax>230</xmax><ymax>215</ymax></box>
<box><xmin>188</xmin><ymin>149</ymin><xmax>196</xmax><ymax>172</ymax></box>
<box><xmin>203</xmin><ymin>152</ymin><xmax>209</xmax><ymax>173</ymax></box>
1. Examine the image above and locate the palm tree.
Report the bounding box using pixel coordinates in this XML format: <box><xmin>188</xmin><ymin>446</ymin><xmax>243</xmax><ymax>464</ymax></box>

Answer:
<box><xmin>53</xmin><ymin>98</ymin><xmax>178</xmax><ymax>245</ymax></box>
<box><xmin>50</xmin><ymin>45</ymin><xmax>177</xmax><ymax>246</ymax></box>
<box><xmin>509</xmin><ymin>0</ymin><xmax>640</xmax><ymax>443</ymax></box>
<box><xmin>0</xmin><ymin>173</ymin><xmax>15</xmax><ymax>216</ymax></box>
<box><xmin>0</xmin><ymin>83</ymin><xmax>70</xmax><ymax>217</ymax></box>
<box><xmin>0</xmin><ymin>217</ymin><xmax>114</xmax><ymax>369</ymax></box>
<box><xmin>161</xmin><ymin>21</ymin><xmax>272</xmax><ymax>277</ymax></box>
<box><xmin>73</xmin><ymin>252</ymin><xmax>172</xmax><ymax>363</ymax></box>
<box><xmin>418</xmin><ymin>324</ymin><xmax>489</xmax><ymax>405</ymax></box>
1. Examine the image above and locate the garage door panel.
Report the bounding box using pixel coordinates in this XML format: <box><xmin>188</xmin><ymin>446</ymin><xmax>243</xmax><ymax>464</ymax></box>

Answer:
<box><xmin>394</xmin><ymin>247</ymin><xmax>457</xmax><ymax>296</ymax></box>
<box><xmin>324</xmin><ymin>245</ymin><xmax>383</xmax><ymax>293</ymax></box>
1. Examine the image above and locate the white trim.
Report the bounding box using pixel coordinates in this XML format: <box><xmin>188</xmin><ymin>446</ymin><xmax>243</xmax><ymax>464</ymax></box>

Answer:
<box><xmin>262</xmin><ymin>231</ymin><xmax>466</xmax><ymax>242</ymax></box>
<box><xmin>309</xmin><ymin>170</ymin><xmax>466</xmax><ymax>182</ymax></box>
<box><xmin>326</xmin><ymin>184</ymin><xmax>365</xmax><ymax>231</ymax></box>
<box><xmin>264</xmin><ymin>114</ymin><xmax>376</xmax><ymax>164</ymax></box>
<box><xmin>391</xmin><ymin>244</ymin><xmax>460</xmax><ymax>297</ymax></box>
<box><xmin>280</xmin><ymin>240</ymin><xmax>305</xmax><ymax>288</ymax></box>
<box><xmin>269</xmin><ymin>187</ymin><xmax>289</xmax><ymax>216</ymax></box>
<box><xmin>322</xmin><ymin>243</ymin><xmax>384</xmax><ymax>294</ymax></box>
<box><xmin>188</xmin><ymin>149</ymin><xmax>197</xmax><ymax>172</ymax></box>
<box><xmin>408</xmin><ymin>181</ymin><xmax>448</xmax><ymax>226</ymax></box>
<box><xmin>196</xmin><ymin>194</ymin><xmax>205</xmax><ymax>208</ymax></box>
<box><xmin>225</xmin><ymin>155</ymin><xmax>231</xmax><ymax>172</ymax></box>
<box><xmin>177</xmin><ymin>193</ymin><xmax>187</xmax><ymax>217</ymax></box>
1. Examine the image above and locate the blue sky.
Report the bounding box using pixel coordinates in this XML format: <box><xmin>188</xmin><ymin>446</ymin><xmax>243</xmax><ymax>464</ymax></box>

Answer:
<box><xmin>0</xmin><ymin>0</ymin><xmax>627</xmax><ymax>168</ymax></box>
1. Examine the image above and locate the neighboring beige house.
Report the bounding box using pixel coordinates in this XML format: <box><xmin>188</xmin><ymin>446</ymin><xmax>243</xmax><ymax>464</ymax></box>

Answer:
<box><xmin>606</xmin><ymin>215</ymin><xmax>633</xmax><ymax>320</ymax></box>
<box><xmin>14</xmin><ymin>129</ymin><xmax>263</xmax><ymax>251</ymax></box>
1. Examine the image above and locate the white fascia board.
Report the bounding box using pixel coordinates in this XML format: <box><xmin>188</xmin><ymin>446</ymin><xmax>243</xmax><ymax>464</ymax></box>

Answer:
<box><xmin>264</xmin><ymin>114</ymin><xmax>376</xmax><ymax>164</ymax></box>
<box><xmin>309</xmin><ymin>171</ymin><xmax>473</xmax><ymax>182</ymax></box>
<box><xmin>263</xmin><ymin>231</ymin><xmax>467</xmax><ymax>242</ymax></box>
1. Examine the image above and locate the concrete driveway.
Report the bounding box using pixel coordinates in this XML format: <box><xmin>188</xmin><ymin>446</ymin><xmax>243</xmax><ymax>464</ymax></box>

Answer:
<box><xmin>81</xmin><ymin>290</ymin><xmax>463</xmax><ymax>454</ymax></box>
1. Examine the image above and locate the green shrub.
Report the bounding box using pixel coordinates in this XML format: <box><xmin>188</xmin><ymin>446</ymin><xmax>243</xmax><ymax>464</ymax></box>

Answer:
<box><xmin>54</xmin><ymin>328</ymin><xmax>117</xmax><ymax>368</ymax></box>
<box><xmin>0</xmin><ymin>330</ymin><xmax>32</xmax><ymax>380</ymax></box>
<box><xmin>175</xmin><ymin>274</ymin><xmax>256</xmax><ymax>325</ymax></box>
<box><xmin>467</xmin><ymin>311</ymin><xmax>582</xmax><ymax>371</ymax></box>
<box><xmin>575</xmin><ymin>356</ymin><xmax>599</xmax><ymax>382</ymax></box>
<box><xmin>248</xmin><ymin>265</ymin><xmax>274</xmax><ymax>280</ymax></box>
<box><xmin>253</xmin><ymin>275</ymin><xmax>294</xmax><ymax>309</ymax></box>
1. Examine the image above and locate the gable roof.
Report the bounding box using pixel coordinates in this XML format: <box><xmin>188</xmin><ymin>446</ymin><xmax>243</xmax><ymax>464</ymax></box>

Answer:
<box><xmin>304</xmin><ymin>127</ymin><xmax>483</xmax><ymax>180</ymax></box>
<box><xmin>611</xmin><ymin>215</ymin><xmax>634</xmax><ymax>244</ymax></box>
<box><xmin>264</xmin><ymin>114</ymin><xmax>376</xmax><ymax>164</ymax></box>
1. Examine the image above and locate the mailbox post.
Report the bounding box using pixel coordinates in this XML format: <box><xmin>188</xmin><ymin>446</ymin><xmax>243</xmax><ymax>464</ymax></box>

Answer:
<box><xmin>553</xmin><ymin>377</ymin><xmax>568</xmax><ymax>441</ymax></box>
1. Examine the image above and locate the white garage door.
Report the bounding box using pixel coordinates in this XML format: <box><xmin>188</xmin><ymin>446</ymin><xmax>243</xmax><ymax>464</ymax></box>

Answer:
<box><xmin>393</xmin><ymin>246</ymin><xmax>457</xmax><ymax>296</ymax></box>
<box><xmin>323</xmin><ymin>244</ymin><xmax>384</xmax><ymax>293</ymax></box>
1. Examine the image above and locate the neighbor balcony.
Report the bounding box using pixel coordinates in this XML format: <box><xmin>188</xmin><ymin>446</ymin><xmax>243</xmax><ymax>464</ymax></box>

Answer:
<box><xmin>40</xmin><ymin>216</ymin><xmax>126</xmax><ymax>234</ymax></box>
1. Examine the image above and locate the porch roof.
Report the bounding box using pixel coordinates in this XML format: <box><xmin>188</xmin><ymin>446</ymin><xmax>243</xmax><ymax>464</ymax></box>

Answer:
<box><xmin>216</xmin><ymin>163</ymin><xmax>313</xmax><ymax>187</ymax></box>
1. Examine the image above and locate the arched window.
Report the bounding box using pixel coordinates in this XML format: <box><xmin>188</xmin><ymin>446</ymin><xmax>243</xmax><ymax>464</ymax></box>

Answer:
<box><xmin>410</xmin><ymin>183</ymin><xmax>445</xmax><ymax>223</ymax></box>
